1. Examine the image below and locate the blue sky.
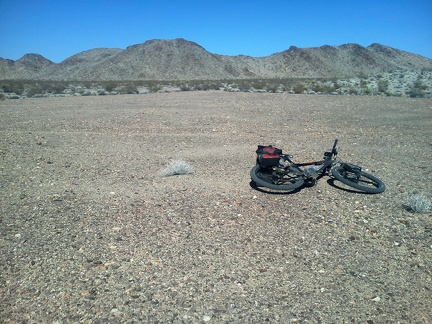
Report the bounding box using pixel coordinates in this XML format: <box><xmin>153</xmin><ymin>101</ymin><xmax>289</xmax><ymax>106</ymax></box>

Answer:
<box><xmin>0</xmin><ymin>0</ymin><xmax>431</xmax><ymax>63</ymax></box>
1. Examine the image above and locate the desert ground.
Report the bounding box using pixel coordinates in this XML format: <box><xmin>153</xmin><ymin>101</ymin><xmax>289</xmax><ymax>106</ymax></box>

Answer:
<box><xmin>1</xmin><ymin>92</ymin><xmax>431</xmax><ymax>323</ymax></box>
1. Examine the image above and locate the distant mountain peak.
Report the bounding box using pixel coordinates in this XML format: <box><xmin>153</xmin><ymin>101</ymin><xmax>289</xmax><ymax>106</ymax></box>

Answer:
<box><xmin>59</xmin><ymin>48</ymin><xmax>123</xmax><ymax>65</ymax></box>
<box><xmin>17</xmin><ymin>53</ymin><xmax>54</xmax><ymax>64</ymax></box>
<box><xmin>1</xmin><ymin>39</ymin><xmax>431</xmax><ymax>80</ymax></box>
<box><xmin>130</xmin><ymin>38</ymin><xmax>207</xmax><ymax>51</ymax></box>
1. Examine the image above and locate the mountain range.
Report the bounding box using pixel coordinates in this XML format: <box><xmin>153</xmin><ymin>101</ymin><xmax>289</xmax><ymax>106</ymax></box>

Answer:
<box><xmin>1</xmin><ymin>38</ymin><xmax>431</xmax><ymax>80</ymax></box>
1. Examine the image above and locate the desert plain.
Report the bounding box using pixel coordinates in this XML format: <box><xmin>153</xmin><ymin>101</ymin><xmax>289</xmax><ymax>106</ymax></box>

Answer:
<box><xmin>1</xmin><ymin>91</ymin><xmax>431</xmax><ymax>322</ymax></box>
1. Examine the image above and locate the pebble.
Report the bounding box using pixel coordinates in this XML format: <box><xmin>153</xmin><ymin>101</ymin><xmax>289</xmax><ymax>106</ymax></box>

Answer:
<box><xmin>203</xmin><ymin>315</ymin><xmax>211</xmax><ymax>322</ymax></box>
<box><xmin>111</xmin><ymin>308</ymin><xmax>121</xmax><ymax>315</ymax></box>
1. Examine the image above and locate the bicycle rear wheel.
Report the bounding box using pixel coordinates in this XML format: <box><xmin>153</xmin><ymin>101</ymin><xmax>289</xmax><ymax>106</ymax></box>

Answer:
<box><xmin>331</xmin><ymin>164</ymin><xmax>385</xmax><ymax>194</ymax></box>
<box><xmin>250</xmin><ymin>165</ymin><xmax>304</xmax><ymax>190</ymax></box>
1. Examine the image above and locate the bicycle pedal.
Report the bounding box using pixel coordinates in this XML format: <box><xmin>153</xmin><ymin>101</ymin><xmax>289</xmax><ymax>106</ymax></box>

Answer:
<box><xmin>305</xmin><ymin>178</ymin><xmax>317</xmax><ymax>187</ymax></box>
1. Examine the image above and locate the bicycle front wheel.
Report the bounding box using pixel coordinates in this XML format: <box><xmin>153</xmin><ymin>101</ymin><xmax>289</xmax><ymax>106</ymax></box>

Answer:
<box><xmin>331</xmin><ymin>165</ymin><xmax>385</xmax><ymax>194</ymax></box>
<box><xmin>250</xmin><ymin>165</ymin><xmax>304</xmax><ymax>190</ymax></box>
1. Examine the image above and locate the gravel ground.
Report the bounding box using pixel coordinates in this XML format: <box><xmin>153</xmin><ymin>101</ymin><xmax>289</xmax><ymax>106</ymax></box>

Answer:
<box><xmin>1</xmin><ymin>92</ymin><xmax>431</xmax><ymax>323</ymax></box>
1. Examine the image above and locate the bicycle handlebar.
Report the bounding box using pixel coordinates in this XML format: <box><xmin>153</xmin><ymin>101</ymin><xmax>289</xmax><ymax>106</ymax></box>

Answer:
<box><xmin>332</xmin><ymin>139</ymin><xmax>338</xmax><ymax>154</ymax></box>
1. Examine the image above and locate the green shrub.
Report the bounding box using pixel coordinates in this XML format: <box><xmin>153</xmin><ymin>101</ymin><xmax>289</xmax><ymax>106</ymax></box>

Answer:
<box><xmin>266</xmin><ymin>83</ymin><xmax>279</xmax><ymax>93</ymax></box>
<box><xmin>408</xmin><ymin>81</ymin><xmax>427</xmax><ymax>98</ymax></box>
<box><xmin>180</xmin><ymin>84</ymin><xmax>191</xmax><ymax>91</ymax></box>
<box><xmin>123</xmin><ymin>84</ymin><xmax>137</xmax><ymax>94</ymax></box>
<box><xmin>348</xmin><ymin>87</ymin><xmax>358</xmax><ymax>95</ymax></box>
<box><xmin>1</xmin><ymin>81</ymin><xmax>25</xmax><ymax>95</ymax></box>
<box><xmin>251</xmin><ymin>80</ymin><xmax>265</xmax><ymax>90</ymax></box>
<box><xmin>310</xmin><ymin>81</ymin><xmax>322</xmax><ymax>92</ymax></box>
<box><xmin>82</xmin><ymin>81</ymin><xmax>93</xmax><ymax>89</ymax></box>
<box><xmin>321</xmin><ymin>84</ymin><xmax>336</xmax><ymax>94</ymax></box>
<box><xmin>292</xmin><ymin>83</ymin><xmax>306</xmax><ymax>94</ymax></box>
<box><xmin>209</xmin><ymin>83</ymin><xmax>221</xmax><ymax>90</ymax></box>
<box><xmin>149</xmin><ymin>83</ymin><xmax>162</xmax><ymax>92</ymax></box>
<box><xmin>377</xmin><ymin>79</ymin><xmax>389</xmax><ymax>93</ymax></box>
<box><xmin>103</xmin><ymin>81</ymin><xmax>117</xmax><ymax>92</ymax></box>
<box><xmin>25</xmin><ymin>85</ymin><xmax>41</xmax><ymax>97</ymax></box>
<box><xmin>47</xmin><ymin>82</ymin><xmax>66</xmax><ymax>94</ymax></box>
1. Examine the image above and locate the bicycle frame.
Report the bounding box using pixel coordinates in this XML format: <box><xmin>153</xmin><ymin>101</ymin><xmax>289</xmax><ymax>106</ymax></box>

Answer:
<box><xmin>280</xmin><ymin>139</ymin><xmax>339</xmax><ymax>180</ymax></box>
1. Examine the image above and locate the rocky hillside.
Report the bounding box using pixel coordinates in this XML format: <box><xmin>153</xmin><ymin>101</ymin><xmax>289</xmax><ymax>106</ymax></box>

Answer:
<box><xmin>1</xmin><ymin>38</ymin><xmax>431</xmax><ymax>80</ymax></box>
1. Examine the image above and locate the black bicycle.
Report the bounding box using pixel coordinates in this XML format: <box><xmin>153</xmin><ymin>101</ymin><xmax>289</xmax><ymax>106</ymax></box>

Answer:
<box><xmin>250</xmin><ymin>139</ymin><xmax>385</xmax><ymax>193</ymax></box>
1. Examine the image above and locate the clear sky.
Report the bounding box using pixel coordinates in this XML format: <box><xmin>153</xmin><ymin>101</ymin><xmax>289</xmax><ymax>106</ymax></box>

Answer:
<box><xmin>1</xmin><ymin>0</ymin><xmax>431</xmax><ymax>63</ymax></box>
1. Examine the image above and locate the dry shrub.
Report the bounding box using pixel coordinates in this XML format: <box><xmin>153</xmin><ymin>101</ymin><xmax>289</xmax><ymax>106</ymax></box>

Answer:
<box><xmin>161</xmin><ymin>159</ymin><xmax>193</xmax><ymax>177</ymax></box>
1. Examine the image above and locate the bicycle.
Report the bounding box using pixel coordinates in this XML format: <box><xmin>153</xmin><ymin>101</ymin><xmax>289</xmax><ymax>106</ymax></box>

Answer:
<box><xmin>250</xmin><ymin>139</ymin><xmax>385</xmax><ymax>193</ymax></box>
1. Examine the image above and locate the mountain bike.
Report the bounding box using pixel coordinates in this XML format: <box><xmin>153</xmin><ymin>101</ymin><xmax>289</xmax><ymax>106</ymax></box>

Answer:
<box><xmin>250</xmin><ymin>139</ymin><xmax>385</xmax><ymax>193</ymax></box>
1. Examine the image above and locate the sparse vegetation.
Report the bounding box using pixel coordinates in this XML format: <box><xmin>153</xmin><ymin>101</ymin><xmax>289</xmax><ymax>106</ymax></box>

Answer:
<box><xmin>348</xmin><ymin>87</ymin><xmax>359</xmax><ymax>95</ymax></box>
<box><xmin>377</xmin><ymin>78</ymin><xmax>389</xmax><ymax>93</ymax></box>
<box><xmin>1</xmin><ymin>80</ymin><xmax>25</xmax><ymax>95</ymax></box>
<box><xmin>407</xmin><ymin>79</ymin><xmax>427</xmax><ymax>98</ymax></box>
<box><xmin>103</xmin><ymin>81</ymin><xmax>117</xmax><ymax>92</ymax></box>
<box><xmin>363</xmin><ymin>87</ymin><xmax>371</xmax><ymax>95</ymax></box>
<box><xmin>180</xmin><ymin>84</ymin><xmax>191</xmax><ymax>91</ymax></box>
<box><xmin>149</xmin><ymin>83</ymin><xmax>162</xmax><ymax>92</ymax></box>
<box><xmin>292</xmin><ymin>82</ymin><xmax>307</xmax><ymax>94</ymax></box>
<box><xmin>161</xmin><ymin>159</ymin><xmax>193</xmax><ymax>177</ymax></box>
<box><xmin>123</xmin><ymin>83</ymin><xmax>138</xmax><ymax>94</ymax></box>
<box><xmin>1</xmin><ymin>70</ymin><xmax>431</xmax><ymax>98</ymax></box>
<box><xmin>404</xmin><ymin>193</ymin><xmax>431</xmax><ymax>213</ymax></box>
<box><xmin>310</xmin><ymin>81</ymin><xmax>322</xmax><ymax>93</ymax></box>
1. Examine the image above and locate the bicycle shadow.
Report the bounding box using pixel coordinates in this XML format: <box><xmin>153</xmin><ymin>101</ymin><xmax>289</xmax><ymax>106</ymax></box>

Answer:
<box><xmin>250</xmin><ymin>176</ymin><xmax>377</xmax><ymax>195</ymax></box>
<box><xmin>326</xmin><ymin>178</ymin><xmax>376</xmax><ymax>195</ymax></box>
<box><xmin>249</xmin><ymin>180</ymin><xmax>303</xmax><ymax>195</ymax></box>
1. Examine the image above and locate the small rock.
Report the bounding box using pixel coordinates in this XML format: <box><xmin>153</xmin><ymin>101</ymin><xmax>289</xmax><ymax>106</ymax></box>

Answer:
<box><xmin>111</xmin><ymin>308</ymin><xmax>121</xmax><ymax>315</ymax></box>
<box><xmin>203</xmin><ymin>315</ymin><xmax>211</xmax><ymax>322</ymax></box>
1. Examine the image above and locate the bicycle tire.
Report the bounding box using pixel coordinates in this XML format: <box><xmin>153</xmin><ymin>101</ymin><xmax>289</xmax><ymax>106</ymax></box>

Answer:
<box><xmin>250</xmin><ymin>165</ymin><xmax>304</xmax><ymax>190</ymax></box>
<box><xmin>331</xmin><ymin>165</ymin><xmax>385</xmax><ymax>194</ymax></box>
